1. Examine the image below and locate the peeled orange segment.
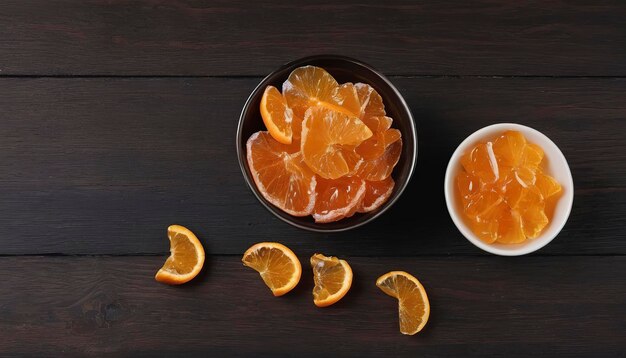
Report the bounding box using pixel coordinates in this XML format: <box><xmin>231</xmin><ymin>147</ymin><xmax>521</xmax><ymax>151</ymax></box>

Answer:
<box><xmin>376</xmin><ymin>271</ymin><xmax>430</xmax><ymax>335</ymax></box>
<box><xmin>464</xmin><ymin>190</ymin><xmax>504</xmax><ymax>220</ymax></box>
<box><xmin>354</xmin><ymin>83</ymin><xmax>386</xmax><ymax>120</ymax></box>
<box><xmin>330</xmin><ymin>83</ymin><xmax>361</xmax><ymax>117</ymax></box>
<box><xmin>260</xmin><ymin>85</ymin><xmax>294</xmax><ymax>145</ymax></box>
<box><xmin>357</xmin><ymin>138</ymin><xmax>402</xmax><ymax>181</ymax></box>
<box><xmin>242</xmin><ymin>242</ymin><xmax>302</xmax><ymax>296</ymax></box>
<box><xmin>384</xmin><ymin>128</ymin><xmax>402</xmax><ymax>145</ymax></box>
<box><xmin>535</xmin><ymin>172</ymin><xmax>562</xmax><ymax>199</ymax></box>
<box><xmin>283</xmin><ymin>66</ymin><xmax>339</xmax><ymax>120</ymax></box>
<box><xmin>313</xmin><ymin>176</ymin><xmax>366</xmax><ymax>223</ymax></box>
<box><xmin>470</xmin><ymin>216</ymin><xmax>501</xmax><ymax>244</ymax></box>
<box><xmin>359</xmin><ymin>177</ymin><xmax>395</xmax><ymax>213</ymax></box>
<box><xmin>247</xmin><ymin>131</ymin><xmax>316</xmax><ymax>216</ymax></box>
<box><xmin>501</xmin><ymin>177</ymin><xmax>526</xmax><ymax>209</ymax></box>
<box><xmin>311</xmin><ymin>253</ymin><xmax>353</xmax><ymax>307</ymax></box>
<box><xmin>457</xmin><ymin>171</ymin><xmax>480</xmax><ymax>206</ymax></box>
<box><xmin>517</xmin><ymin>188</ymin><xmax>548</xmax><ymax>238</ymax></box>
<box><xmin>492</xmin><ymin>130</ymin><xmax>527</xmax><ymax>166</ymax></box>
<box><xmin>496</xmin><ymin>210</ymin><xmax>526</xmax><ymax>244</ymax></box>
<box><xmin>356</xmin><ymin>128</ymin><xmax>402</xmax><ymax>160</ymax></box>
<box><xmin>493</xmin><ymin>130</ymin><xmax>543</xmax><ymax>170</ymax></box>
<box><xmin>301</xmin><ymin>105</ymin><xmax>372</xmax><ymax>180</ymax></box>
<box><xmin>362</xmin><ymin>115</ymin><xmax>393</xmax><ymax>134</ymax></box>
<box><xmin>155</xmin><ymin>225</ymin><xmax>205</xmax><ymax>285</ymax></box>
<box><xmin>356</xmin><ymin>131</ymin><xmax>386</xmax><ymax>160</ymax></box>
<box><xmin>461</xmin><ymin>142</ymin><xmax>500</xmax><ymax>184</ymax></box>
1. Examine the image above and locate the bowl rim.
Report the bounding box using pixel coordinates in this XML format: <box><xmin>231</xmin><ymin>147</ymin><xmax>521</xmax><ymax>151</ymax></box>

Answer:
<box><xmin>236</xmin><ymin>54</ymin><xmax>418</xmax><ymax>232</ymax></box>
<box><xmin>444</xmin><ymin>122</ymin><xmax>574</xmax><ymax>256</ymax></box>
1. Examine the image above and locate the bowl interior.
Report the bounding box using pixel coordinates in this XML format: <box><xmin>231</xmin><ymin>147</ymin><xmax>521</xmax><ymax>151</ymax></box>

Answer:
<box><xmin>444</xmin><ymin>123</ymin><xmax>574</xmax><ymax>255</ymax></box>
<box><xmin>237</xmin><ymin>55</ymin><xmax>417</xmax><ymax>232</ymax></box>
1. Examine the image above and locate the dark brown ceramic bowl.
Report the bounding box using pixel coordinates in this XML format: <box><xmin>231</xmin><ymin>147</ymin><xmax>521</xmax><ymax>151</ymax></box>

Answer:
<box><xmin>236</xmin><ymin>55</ymin><xmax>417</xmax><ymax>232</ymax></box>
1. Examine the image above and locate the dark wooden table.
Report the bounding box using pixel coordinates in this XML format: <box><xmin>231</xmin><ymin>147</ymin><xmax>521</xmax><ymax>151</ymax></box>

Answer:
<box><xmin>1</xmin><ymin>1</ymin><xmax>625</xmax><ymax>356</ymax></box>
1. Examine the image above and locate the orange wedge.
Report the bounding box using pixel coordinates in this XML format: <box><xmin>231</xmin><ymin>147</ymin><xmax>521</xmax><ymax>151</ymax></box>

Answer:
<box><xmin>155</xmin><ymin>225</ymin><xmax>205</xmax><ymax>285</ymax></box>
<box><xmin>283</xmin><ymin>66</ymin><xmax>339</xmax><ymax>120</ymax></box>
<box><xmin>247</xmin><ymin>131</ymin><xmax>316</xmax><ymax>216</ymax></box>
<box><xmin>301</xmin><ymin>105</ymin><xmax>372</xmax><ymax>179</ymax></box>
<box><xmin>355</xmin><ymin>83</ymin><xmax>386</xmax><ymax>121</ymax></box>
<box><xmin>357</xmin><ymin>128</ymin><xmax>402</xmax><ymax>160</ymax></box>
<box><xmin>311</xmin><ymin>253</ymin><xmax>353</xmax><ymax>307</ymax></box>
<box><xmin>330</xmin><ymin>82</ymin><xmax>361</xmax><ymax>117</ymax></box>
<box><xmin>359</xmin><ymin>177</ymin><xmax>395</xmax><ymax>213</ymax></box>
<box><xmin>242</xmin><ymin>242</ymin><xmax>302</xmax><ymax>296</ymax></box>
<box><xmin>313</xmin><ymin>176</ymin><xmax>366</xmax><ymax>223</ymax></box>
<box><xmin>260</xmin><ymin>85</ymin><xmax>294</xmax><ymax>144</ymax></box>
<box><xmin>357</xmin><ymin>138</ymin><xmax>402</xmax><ymax>181</ymax></box>
<box><xmin>376</xmin><ymin>271</ymin><xmax>430</xmax><ymax>335</ymax></box>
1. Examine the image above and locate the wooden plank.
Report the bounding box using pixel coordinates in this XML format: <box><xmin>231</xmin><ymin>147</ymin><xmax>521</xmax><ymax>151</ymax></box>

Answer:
<box><xmin>0</xmin><ymin>77</ymin><xmax>624</xmax><ymax>255</ymax></box>
<box><xmin>0</xmin><ymin>256</ymin><xmax>624</xmax><ymax>356</ymax></box>
<box><xmin>1</xmin><ymin>1</ymin><xmax>626</xmax><ymax>76</ymax></box>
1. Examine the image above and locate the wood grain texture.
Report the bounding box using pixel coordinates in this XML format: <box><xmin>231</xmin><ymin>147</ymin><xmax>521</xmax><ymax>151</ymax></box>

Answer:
<box><xmin>1</xmin><ymin>0</ymin><xmax>626</xmax><ymax>76</ymax></box>
<box><xmin>0</xmin><ymin>256</ymin><xmax>624</xmax><ymax>356</ymax></box>
<box><xmin>1</xmin><ymin>77</ymin><xmax>624</xmax><ymax>255</ymax></box>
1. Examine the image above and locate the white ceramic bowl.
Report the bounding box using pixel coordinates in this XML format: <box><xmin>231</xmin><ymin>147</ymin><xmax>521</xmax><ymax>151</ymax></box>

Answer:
<box><xmin>444</xmin><ymin>123</ymin><xmax>574</xmax><ymax>256</ymax></box>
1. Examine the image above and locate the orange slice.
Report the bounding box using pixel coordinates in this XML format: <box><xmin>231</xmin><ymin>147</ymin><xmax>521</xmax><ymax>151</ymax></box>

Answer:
<box><xmin>376</xmin><ymin>271</ymin><xmax>430</xmax><ymax>335</ymax></box>
<box><xmin>313</xmin><ymin>176</ymin><xmax>366</xmax><ymax>223</ymax></box>
<box><xmin>357</xmin><ymin>128</ymin><xmax>401</xmax><ymax>160</ymax></box>
<box><xmin>355</xmin><ymin>83</ymin><xmax>386</xmax><ymax>120</ymax></box>
<box><xmin>357</xmin><ymin>138</ymin><xmax>402</xmax><ymax>181</ymax></box>
<box><xmin>330</xmin><ymin>82</ymin><xmax>361</xmax><ymax>117</ymax></box>
<box><xmin>260</xmin><ymin>85</ymin><xmax>294</xmax><ymax>144</ymax></box>
<box><xmin>362</xmin><ymin>115</ymin><xmax>393</xmax><ymax>133</ymax></box>
<box><xmin>311</xmin><ymin>253</ymin><xmax>353</xmax><ymax>307</ymax></box>
<box><xmin>359</xmin><ymin>177</ymin><xmax>395</xmax><ymax>213</ymax></box>
<box><xmin>283</xmin><ymin>66</ymin><xmax>339</xmax><ymax>120</ymax></box>
<box><xmin>155</xmin><ymin>225</ymin><xmax>205</xmax><ymax>285</ymax></box>
<box><xmin>247</xmin><ymin>131</ymin><xmax>316</xmax><ymax>216</ymax></box>
<box><xmin>301</xmin><ymin>105</ymin><xmax>372</xmax><ymax>179</ymax></box>
<box><xmin>242</xmin><ymin>242</ymin><xmax>302</xmax><ymax>296</ymax></box>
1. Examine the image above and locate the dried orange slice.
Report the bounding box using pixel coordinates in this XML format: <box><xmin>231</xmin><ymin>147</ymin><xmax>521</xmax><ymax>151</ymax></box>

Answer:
<box><xmin>357</xmin><ymin>138</ymin><xmax>402</xmax><ymax>181</ymax></box>
<box><xmin>359</xmin><ymin>177</ymin><xmax>395</xmax><ymax>213</ymax></box>
<box><xmin>242</xmin><ymin>242</ymin><xmax>302</xmax><ymax>296</ymax></box>
<box><xmin>247</xmin><ymin>131</ymin><xmax>316</xmax><ymax>216</ymax></box>
<box><xmin>301</xmin><ymin>105</ymin><xmax>372</xmax><ymax>179</ymax></box>
<box><xmin>155</xmin><ymin>225</ymin><xmax>205</xmax><ymax>285</ymax></box>
<box><xmin>313</xmin><ymin>176</ymin><xmax>366</xmax><ymax>223</ymax></box>
<box><xmin>376</xmin><ymin>271</ymin><xmax>430</xmax><ymax>335</ymax></box>
<box><xmin>311</xmin><ymin>253</ymin><xmax>353</xmax><ymax>307</ymax></box>
<box><xmin>283</xmin><ymin>66</ymin><xmax>339</xmax><ymax>120</ymax></box>
<box><xmin>260</xmin><ymin>85</ymin><xmax>294</xmax><ymax>144</ymax></box>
